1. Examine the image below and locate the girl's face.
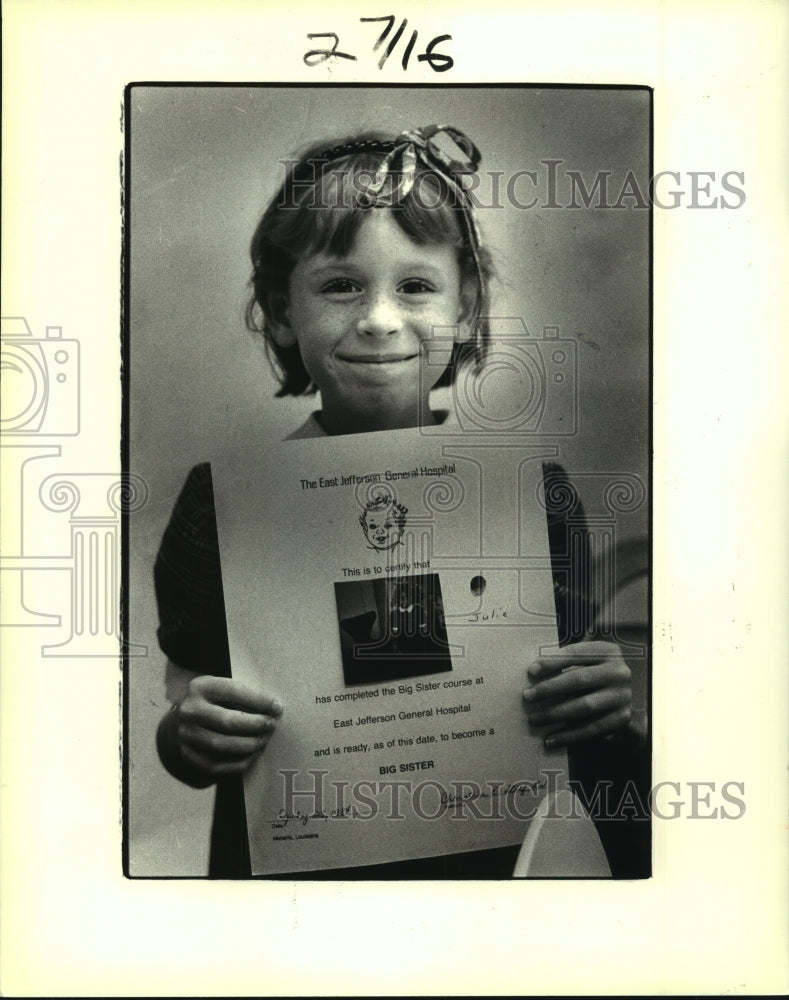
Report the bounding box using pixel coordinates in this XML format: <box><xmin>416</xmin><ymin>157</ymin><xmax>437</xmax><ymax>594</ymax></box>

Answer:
<box><xmin>273</xmin><ymin>210</ymin><xmax>470</xmax><ymax>435</ymax></box>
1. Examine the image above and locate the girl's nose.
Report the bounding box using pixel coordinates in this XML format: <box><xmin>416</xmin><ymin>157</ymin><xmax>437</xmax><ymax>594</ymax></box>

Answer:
<box><xmin>356</xmin><ymin>293</ymin><xmax>400</xmax><ymax>337</ymax></box>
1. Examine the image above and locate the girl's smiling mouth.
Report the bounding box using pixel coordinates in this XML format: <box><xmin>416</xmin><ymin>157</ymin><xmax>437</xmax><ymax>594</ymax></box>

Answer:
<box><xmin>338</xmin><ymin>353</ymin><xmax>419</xmax><ymax>364</ymax></box>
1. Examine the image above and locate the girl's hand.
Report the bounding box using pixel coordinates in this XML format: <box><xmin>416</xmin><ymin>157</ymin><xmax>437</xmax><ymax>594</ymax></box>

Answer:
<box><xmin>523</xmin><ymin>640</ymin><xmax>632</xmax><ymax>748</ymax></box>
<box><xmin>160</xmin><ymin>673</ymin><xmax>282</xmax><ymax>785</ymax></box>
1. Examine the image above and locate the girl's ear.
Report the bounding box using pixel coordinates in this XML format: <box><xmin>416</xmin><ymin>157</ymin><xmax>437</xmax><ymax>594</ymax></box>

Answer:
<box><xmin>454</xmin><ymin>277</ymin><xmax>479</xmax><ymax>343</ymax></box>
<box><xmin>267</xmin><ymin>293</ymin><xmax>298</xmax><ymax>348</ymax></box>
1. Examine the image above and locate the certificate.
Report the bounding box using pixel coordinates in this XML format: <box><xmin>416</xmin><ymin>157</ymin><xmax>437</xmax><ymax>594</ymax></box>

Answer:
<box><xmin>214</xmin><ymin>423</ymin><xmax>565</xmax><ymax>874</ymax></box>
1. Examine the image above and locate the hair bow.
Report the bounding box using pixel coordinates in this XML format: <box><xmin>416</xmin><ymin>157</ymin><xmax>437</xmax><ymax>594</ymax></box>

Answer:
<box><xmin>358</xmin><ymin>124</ymin><xmax>481</xmax><ymax>206</ymax></box>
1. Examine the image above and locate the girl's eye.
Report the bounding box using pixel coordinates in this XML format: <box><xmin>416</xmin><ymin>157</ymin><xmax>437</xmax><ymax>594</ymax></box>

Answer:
<box><xmin>320</xmin><ymin>278</ymin><xmax>359</xmax><ymax>294</ymax></box>
<box><xmin>399</xmin><ymin>279</ymin><xmax>435</xmax><ymax>294</ymax></box>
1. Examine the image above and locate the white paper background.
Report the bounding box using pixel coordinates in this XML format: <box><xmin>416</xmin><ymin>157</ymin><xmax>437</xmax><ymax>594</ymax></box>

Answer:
<box><xmin>2</xmin><ymin>0</ymin><xmax>787</xmax><ymax>995</ymax></box>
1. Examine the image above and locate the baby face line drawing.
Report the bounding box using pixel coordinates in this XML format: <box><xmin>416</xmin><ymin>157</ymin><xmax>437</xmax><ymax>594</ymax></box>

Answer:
<box><xmin>359</xmin><ymin>493</ymin><xmax>408</xmax><ymax>552</ymax></box>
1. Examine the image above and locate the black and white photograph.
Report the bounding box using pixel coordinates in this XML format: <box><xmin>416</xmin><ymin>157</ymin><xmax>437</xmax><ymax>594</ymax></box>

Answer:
<box><xmin>335</xmin><ymin>573</ymin><xmax>453</xmax><ymax>685</ymax></box>
<box><xmin>127</xmin><ymin>84</ymin><xmax>651</xmax><ymax>880</ymax></box>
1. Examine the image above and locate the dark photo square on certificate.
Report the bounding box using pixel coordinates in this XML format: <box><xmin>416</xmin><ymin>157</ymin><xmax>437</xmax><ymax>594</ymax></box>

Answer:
<box><xmin>334</xmin><ymin>573</ymin><xmax>453</xmax><ymax>686</ymax></box>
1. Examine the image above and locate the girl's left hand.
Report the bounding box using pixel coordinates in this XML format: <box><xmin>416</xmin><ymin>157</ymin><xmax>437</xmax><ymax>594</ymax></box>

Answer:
<box><xmin>523</xmin><ymin>640</ymin><xmax>632</xmax><ymax>748</ymax></box>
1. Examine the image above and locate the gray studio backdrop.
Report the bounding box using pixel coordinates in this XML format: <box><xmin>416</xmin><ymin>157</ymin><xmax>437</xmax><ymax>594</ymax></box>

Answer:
<box><xmin>128</xmin><ymin>86</ymin><xmax>649</xmax><ymax>875</ymax></box>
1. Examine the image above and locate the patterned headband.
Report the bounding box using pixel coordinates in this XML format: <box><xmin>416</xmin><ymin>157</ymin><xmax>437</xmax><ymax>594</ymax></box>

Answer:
<box><xmin>285</xmin><ymin>125</ymin><xmax>487</xmax><ymax>331</ymax></box>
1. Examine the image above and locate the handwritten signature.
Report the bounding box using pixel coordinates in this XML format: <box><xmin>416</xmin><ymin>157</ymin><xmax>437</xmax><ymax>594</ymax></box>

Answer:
<box><xmin>439</xmin><ymin>777</ymin><xmax>549</xmax><ymax>808</ymax></box>
<box><xmin>272</xmin><ymin>805</ymin><xmax>353</xmax><ymax>829</ymax></box>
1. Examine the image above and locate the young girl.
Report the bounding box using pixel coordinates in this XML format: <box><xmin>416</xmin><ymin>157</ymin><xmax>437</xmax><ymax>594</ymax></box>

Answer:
<box><xmin>155</xmin><ymin>125</ymin><xmax>647</xmax><ymax>878</ymax></box>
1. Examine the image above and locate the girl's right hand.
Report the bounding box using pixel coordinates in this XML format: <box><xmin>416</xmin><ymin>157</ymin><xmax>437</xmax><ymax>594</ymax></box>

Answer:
<box><xmin>163</xmin><ymin>673</ymin><xmax>282</xmax><ymax>784</ymax></box>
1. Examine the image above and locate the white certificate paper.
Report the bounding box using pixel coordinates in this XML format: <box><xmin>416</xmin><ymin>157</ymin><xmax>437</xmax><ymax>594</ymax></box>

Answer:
<box><xmin>214</xmin><ymin>425</ymin><xmax>565</xmax><ymax>874</ymax></box>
